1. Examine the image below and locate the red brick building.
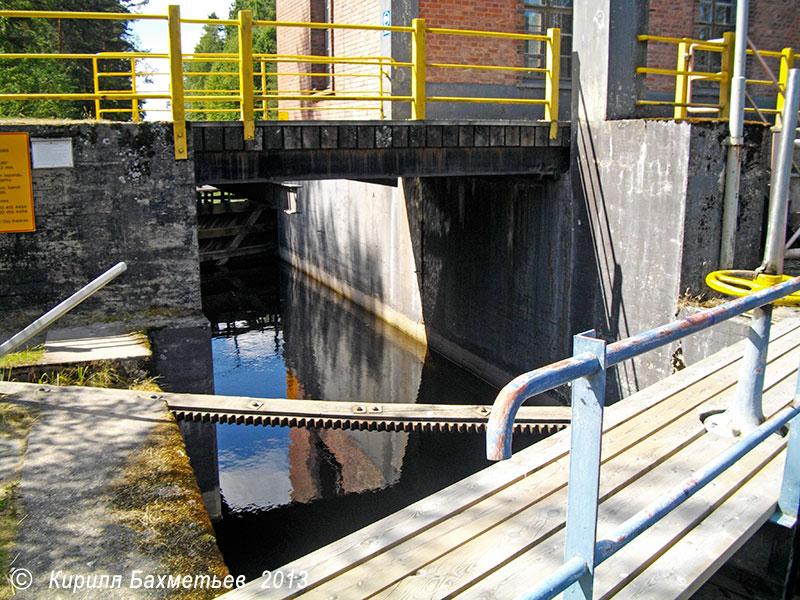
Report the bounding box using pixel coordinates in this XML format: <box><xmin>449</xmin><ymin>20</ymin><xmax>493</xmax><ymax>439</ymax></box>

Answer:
<box><xmin>275</xmin><ymin>0</ymin><xmax>800</xmax><ymax>119</ymax></box>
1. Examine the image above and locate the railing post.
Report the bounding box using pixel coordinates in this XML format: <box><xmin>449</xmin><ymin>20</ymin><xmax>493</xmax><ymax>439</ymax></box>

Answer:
<box><xmin>563</xmin><ymin>330</ymin><xmax>606</xmax><ymax>600</ymax></box>
<box><xmin>238</xmin><ymin>9</ymin><xmax>255</xmax><ymax>140</ymax></box>
<box><xmin>130</xmin><ymin>58</ymin><xmax>140</xmax><ymax>122</ymax></box>
<box><xmin>776</xmin><ymin>47</ymin><xmax>795</xmax><ymax>127</ymax></box>
<box><xmin>545</xmin><ymin>27</ymin><xmax>560</xmax><ymax>140</ymax></box>
<box><xmin>674</xmin><ymin>40</ymin><xmax>690</xmax><ymax>120</ymax></box>
<box><xmin>775</xmin><ymin>384</ymin><xmax>800</xmax><ymax>527</ymax></box>
<box><xmin>411</xmin><ymin>18</ymin><xmax>426</xmax><ymax>120</ymax></box>
<box><xmin>260</xmin><ymin>59</ymin><xmax>268</xmax><ymax>120</ymax></box>
<box><xmin>92</xmin><ymin>57</ymin><xmax>101</xmax><ymax>119</ymax></box>
<box><xmin>168</xmin><ymin>4</ymin><xmax>187</xmax><ymax>160</ymax></box>
<box><xmin>718</xmin><ymin>31</ymin><xmax>735</xmax><ymax>119</ymax></box>
<box><xmin>706</xmin><ymin>70</ymin><xmax>800</xmax><ymax>439</ymax></box>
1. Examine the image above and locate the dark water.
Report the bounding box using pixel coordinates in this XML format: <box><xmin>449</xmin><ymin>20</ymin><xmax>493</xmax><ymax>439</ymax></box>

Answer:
<box><xmin>200</xmin><ymin>259</ymin><xmax>540</xmax><ymax>580</ymax></box>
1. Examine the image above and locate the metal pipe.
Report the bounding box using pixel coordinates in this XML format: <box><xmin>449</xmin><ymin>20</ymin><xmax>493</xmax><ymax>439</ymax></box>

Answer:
<box><xmin>0</xmin><ymin>262</ymin><xmax>127</xmax><ymax>359</ymax></box>
<box><xmin>516</xmin><ymin>556</ymin><xmax>589</xmax><ymax>600</ymax></box>
<box><xmin>719</xmin><ymin>0</ymin><xmax>749</xmax><ymax>269</ymax></box>
<box><xmin>487</xmin><ymin>275</ymin><xmax>800</xmax><ymax>460</ymax></box>
<box><xmin>595</xmin><ymin>396</ymin><xmax>800</xmax><ymax>562</ymax></box>
<box><xmin>762</xmin><ymin>69</ymin><xmax>800</xmax><ymax>274</ymax></box>
<box><xmin>705</xmin><ymin>69</ymin><xmax>800</xmax><ymax>438</ymax></box>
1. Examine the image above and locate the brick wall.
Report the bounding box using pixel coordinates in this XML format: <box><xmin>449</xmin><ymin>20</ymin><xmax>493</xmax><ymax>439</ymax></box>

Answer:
<box><xmin>646</xmin><ymin>0</ymin><xmax>800</xmax><ymax>97</ymax></box>
<box><xmin>419</xmin><ymin>0</ymin><xmax>520</xmax><ymax>86</ymax></box>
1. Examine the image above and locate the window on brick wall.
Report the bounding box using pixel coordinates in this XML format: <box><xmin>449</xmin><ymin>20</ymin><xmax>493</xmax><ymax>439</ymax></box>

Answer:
<box><xmin>310</xmin><ymin>0</ymin><xmax>331</xmax><ymax>91</ymax></box>
<box><xmin>696</xmin><ymin>0</ymin><xmax>735</xmax><ymax>73</ymax></box>
<box><xmin>522</xmin><ymin>0</ymin><xmax>572</xmax><ymax>81</ymax></box>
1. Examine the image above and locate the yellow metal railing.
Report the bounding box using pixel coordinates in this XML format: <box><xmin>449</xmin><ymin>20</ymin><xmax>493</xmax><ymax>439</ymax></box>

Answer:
<box><xmin>637</xmin><ymin>34</ymin><xmax>798</xmax><ymax>123</ymax></box>
<box><xmin>0</xmin><ymin>7</ymin><xmax>562</xmax><ymax>159</ymax></box>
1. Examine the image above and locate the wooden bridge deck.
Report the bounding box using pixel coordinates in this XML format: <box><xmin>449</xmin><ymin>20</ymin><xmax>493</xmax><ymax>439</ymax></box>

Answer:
<box><xmin>222</xmin><ymin>318</ymin><xmax>800</xmax><ymax>600</ymax></box>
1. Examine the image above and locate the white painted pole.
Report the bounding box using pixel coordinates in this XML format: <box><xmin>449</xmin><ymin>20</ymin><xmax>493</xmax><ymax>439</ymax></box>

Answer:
<box><xmin>719</xmin><ymin>0</ymin><xmax>749</xmax><ymax>269</ymax></box>
<box><xmin>0</xmin><ymin>262</ymin><xmax>127</xmax><ymax>359</ymax></box>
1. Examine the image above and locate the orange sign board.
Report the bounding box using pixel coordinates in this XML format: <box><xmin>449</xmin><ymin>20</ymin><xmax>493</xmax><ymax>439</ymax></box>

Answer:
<box><xmin>0</xmin><ymin>132</ymin><xmax>35</xmax><ymax>233</ymax></box>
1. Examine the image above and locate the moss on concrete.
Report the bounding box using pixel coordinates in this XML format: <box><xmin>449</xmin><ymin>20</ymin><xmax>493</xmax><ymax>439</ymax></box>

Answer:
<box><xmin>0</xmin><ymin>402</ymin><xmax>39</xmax><ymax>600</ymax></box>
<box><xmin>108</xmin><ymin>418</ymin><xmax>229</xmax><ymax>600</ymax></box>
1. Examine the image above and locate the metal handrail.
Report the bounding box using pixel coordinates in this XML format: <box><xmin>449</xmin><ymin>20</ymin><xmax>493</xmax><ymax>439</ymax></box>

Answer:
<box><xmin>0</xmin><ymin>7</ymin><xmax>563</xmax><ymax>157</ymax></box>
<box><xmin>487</xmin><ymin>274</ymin><xmax>800</xmax><ymax>460</ymax></box>
<box><xmin>487</xmin><ymin>276</ymin><xmax>800</xmax><ymax>600</ymax></box>
<box><xmin>637</xmin><ymin>33</ymin><xmax>797</xmax><ymax>122</ymax></box>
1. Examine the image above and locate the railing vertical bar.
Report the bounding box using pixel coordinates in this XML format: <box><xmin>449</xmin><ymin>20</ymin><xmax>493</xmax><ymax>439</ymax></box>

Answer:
<box><xmin>719</xmin><ymin>31</ymin><xmax>735</xmax><ymax>119</ymax></box>
<box><xmin>130</xmin><ymin>57</ymin><xmax>140</xmax><ymax>122</ymax></box>
<box><xmin>168</xmin><ymin>4</ymin><xmax>187</xmax><ymax>160</ymax></box>
<box><xmin>92</xmin><ymin>56</ymin><xmax>101</xmax><ymax>119</ymax></box>
<box><xmin>545</xmin><ymin>27</ymin><xmax>560</xmax><ymax>139</ymax></box>
<box><xmin>238</xmin><ymin>9</ymin><xmax>255</xmax><ymax>139</ymax></box>
<box><xmin>776</xmin><ymin>48</ymin><xmax>795</xmax><ymax>126</ymax></box>
<box><xmin>411</xmin><ymin>18</ymin><xmax>426</xmax><ymax>120</ymax></box>
<box><xmin>673</xmin><ymin>41</ymin><xmax>690</xmax><ymax>120</ymax></box>
<box><xmin>774</xmin><ymin>364</ymin><xmax>800</xmax><ymax>527</ymax></box>
<box><xmin>563</xmin><ymin>331</ymin><xmax>606</xmax><ymax>600</ymax></box>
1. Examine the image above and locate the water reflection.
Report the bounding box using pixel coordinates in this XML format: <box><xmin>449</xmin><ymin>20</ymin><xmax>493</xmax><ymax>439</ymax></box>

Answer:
<box><xmin>202</xmin><ymin>260</ymin><xmax>536</xmax><ymax>579</ymax></box>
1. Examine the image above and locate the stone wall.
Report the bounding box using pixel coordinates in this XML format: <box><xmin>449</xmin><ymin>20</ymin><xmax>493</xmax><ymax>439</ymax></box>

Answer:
<box><xmin>0</xmin><ymin>121</ymin><xmax>202</xmax><ymax>335</ymax></box>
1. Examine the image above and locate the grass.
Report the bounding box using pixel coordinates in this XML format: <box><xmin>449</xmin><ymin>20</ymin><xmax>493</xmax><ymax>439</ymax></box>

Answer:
<box><xmin>1</xmin><ymin>360</ymin><xmax>161</xmax><ymax>392</ymax></box>
<box><xmin>109</xmin><ymin>421</ymin><xmax>230</xmax><ymax>600</ymax></box>
<box><xmin>0</xmin><ymin>403</ymin><xmax>38</xmax><ymax>600</ymax></box>
<box><xmin>0</xmin><ymin>346</ymin><xmax>45</xmax><ymax>369</ymax></box>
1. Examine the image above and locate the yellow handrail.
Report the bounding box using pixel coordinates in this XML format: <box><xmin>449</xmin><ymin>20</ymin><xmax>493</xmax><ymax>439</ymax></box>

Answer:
<box><xmin>0</xmin><ymin>6</ymin><xmax>564</xmax><ymax>156</ymax></box>
<box><xmin>638</xmin><ymin>33</ymin><xmax>799</xmax><ymax>122</ymax></box>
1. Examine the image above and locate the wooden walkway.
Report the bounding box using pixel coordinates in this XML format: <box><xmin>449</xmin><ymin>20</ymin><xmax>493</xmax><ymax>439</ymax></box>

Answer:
<box><xmin>222</xmin><ymin>318</ymin><xmax>800</xmax><ymax>600</ymax></box>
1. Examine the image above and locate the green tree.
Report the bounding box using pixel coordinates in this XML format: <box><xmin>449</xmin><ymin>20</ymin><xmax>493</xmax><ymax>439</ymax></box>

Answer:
<box><xmin>0</xmin><ymin>0</ymin><xmax>143</xmax><ymax>119</ymax></box>
<box><xmin>186</xmin><ymin>0</ymin><xmax>277</xmax><ymax>121</ymax></box>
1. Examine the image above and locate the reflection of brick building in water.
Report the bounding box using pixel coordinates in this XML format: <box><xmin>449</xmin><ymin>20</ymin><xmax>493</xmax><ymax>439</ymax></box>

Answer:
<box><xmin>284</xmin><ymin>369</ymin><xmax>409</xmax><ymax>504</ymax></box>
<box><xmin>275</xmin><ymin>0</ymin><xmax>800</xmax><ymax>120</ymax></box>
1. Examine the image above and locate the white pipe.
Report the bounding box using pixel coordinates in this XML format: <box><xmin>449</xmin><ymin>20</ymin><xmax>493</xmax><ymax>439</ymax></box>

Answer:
<box><xmin>762</xmin><ymin>69</ymin><xmax>800</xmax><ymax>274</ymax></box>
<box><xmin>0</xmin><ymin>262</ymin><xmax>127</xmax><ymax>359</ymax></box>
<box><xmin>719</xmin><ymin>0</ymin><xmax>749</xmax><ymax>269</ymax></box>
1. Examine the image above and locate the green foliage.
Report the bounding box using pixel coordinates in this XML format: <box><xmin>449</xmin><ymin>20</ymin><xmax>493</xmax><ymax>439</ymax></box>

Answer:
<box><xmin>0</xmin><ymin>0</ymin><xmax>143</xmax><ymax>119</ymax></box>
<box><xmin>186</xmin><ymin>0</ymin><xmax>277</xmax><ymax>121</ymax></box>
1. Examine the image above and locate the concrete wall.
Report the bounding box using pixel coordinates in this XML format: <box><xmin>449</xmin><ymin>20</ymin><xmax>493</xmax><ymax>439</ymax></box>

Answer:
<box><xmin>0</xmin><ymin>122</ymin><xmax>203</xmax><ymax>335</ymax></box>
<box><xmin>403</xmin><ymin>175</ymin><xmax>574</xmax><ymax>388</ymax></box>
<box><xmin>279</xmin><ymin>178</ymin><xmax>426</xmax><ymax>342</ymax></box>
<box><xmin>570</xmin><ymin>118</ymin><xmax>770</xmax><ymax>399</ymax></box>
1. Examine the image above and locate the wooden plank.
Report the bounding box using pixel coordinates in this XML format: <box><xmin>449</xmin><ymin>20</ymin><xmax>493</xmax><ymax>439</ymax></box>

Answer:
<box><xmin>219</xmin><ymin>321</ymin><xmax>800</xmax><ymax>600</ymax></box>
<box><xmin>605</xmin><ymin>454</ymin><xmax>785</xmax><ymax>600</ymax></box>
<box><xmin>366</xmin><ymin>348</ymin><xmax>799</xmax><ymax>600</ymax></box>
<box><xmin>288</xmin><ymin>334</ymin><xmax>800</xmax><ymax>600</ymax></box>
<box><xmin>199</xmin><ymin>244</ymin><xmax>276</xmax><ymax>262</ymax></box>
<box><xmin>198</xmin><ymin>223</ymin><xmax>275</xmax><ymax>240</ymax></box>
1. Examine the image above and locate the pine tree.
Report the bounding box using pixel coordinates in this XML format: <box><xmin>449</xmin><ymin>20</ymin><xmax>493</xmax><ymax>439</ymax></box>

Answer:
<box><xmin>186</xmin><ymin>0</ymin><xmax>277</xmax><ymax>122</ymax></box>
<box><xmin>0</xmin><ymin>0</ymin><xmax>142</xmax><ymax>119</ymax></box>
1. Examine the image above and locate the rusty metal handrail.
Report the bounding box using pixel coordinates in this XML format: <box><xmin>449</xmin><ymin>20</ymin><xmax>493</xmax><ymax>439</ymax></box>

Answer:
<box><xmin>487</xmin><ymin>275</ymin><xmax>800</xmax><ymax>461</ymax></box>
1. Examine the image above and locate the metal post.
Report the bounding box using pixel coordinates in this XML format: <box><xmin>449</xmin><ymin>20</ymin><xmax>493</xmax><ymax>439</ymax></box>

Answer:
<box><xmin>673</xmin><ymin>41</ymin><xmax>690</xmax><ymax>120</ymax></box>
<box><xmin>545</xmin><ymin>28</ymin><xmax>560</xmax><ymax>139</ymax></box>
<box><xmin>168</xmin><ymin>5</ymin><xmax>187</xmax><ymax>160</ymax></box>
<box><xmin>705</xmin><ymin>69</ymin><xmax>800</xmax><ymax>438</ymax></box>
<box><xmin>776</xmin><ymin>48</ymin><xmax>795</xmax><ymax>127</ymax></box>
<box><xmin>0</xmin><ymin>263</ymin><xmax>127</xmax><ymax>359</ymax></box>
<box><xmin>130</xmin><ymin>58</ymin><xmax>140</xmax><ymax>122</ymax></box>
<box><xmin>763</xmin><ymin>69</ymin><xmax>800</xmax><ymax>275</ymax></box>
<box><xmin>260</xmin><ymin>59</ymin><xmax>268</xmax><ymax>120</ymax></box>
<box><xmin>719</xmin><ymin>0</ymin><xmax>749</xmax><ymax>269</ymax></box>
<box><xmin>718</xmin><ymin>31</ymin><xmax>735</xmax><ymax>119</ymax></box>
<box><xmin>238</xmin><ymin>9</ymin><xmax>255</xmax><ymax>140</ymax></box>
<box><xmin>774</xmin><ymin>371</ymin><xmax>800</xmax><ymax>527</ymax></box>
<box><xmin>411</xmin><ymin>18</ymin><xmax>426</xmax><ymax>120</ymax></box>
<box><xmin>92</xmin><ymin>56</ymin><xmax>101</xmax><ymax>119</ymax></box>
<box><xmin>563</xmin><ymin>331</ymin><xmax>606</xmax><ymax>600</ymax></box>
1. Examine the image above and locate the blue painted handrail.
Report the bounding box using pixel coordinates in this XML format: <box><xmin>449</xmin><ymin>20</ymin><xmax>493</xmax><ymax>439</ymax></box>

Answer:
<box><xmin>485</xmin><ymin>275</ymin><xmax>800</xmax><ymax>600</ymax></box>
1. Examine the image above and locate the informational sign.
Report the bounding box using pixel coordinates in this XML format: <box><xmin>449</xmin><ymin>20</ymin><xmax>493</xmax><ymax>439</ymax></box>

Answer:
<box><xmin>31</xmin><ymin>137</ymin><xmax>73</xmax><ymax>169</ymax></box>
<box><xmin>382</xmin><ymin>10</ymin><xmax>391</xmax><ymax>36</ymax></box>
<box><xmin>0</xmin><ymin>132</ymin><xmax>35</xmax><ymax>233</ymax></box>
